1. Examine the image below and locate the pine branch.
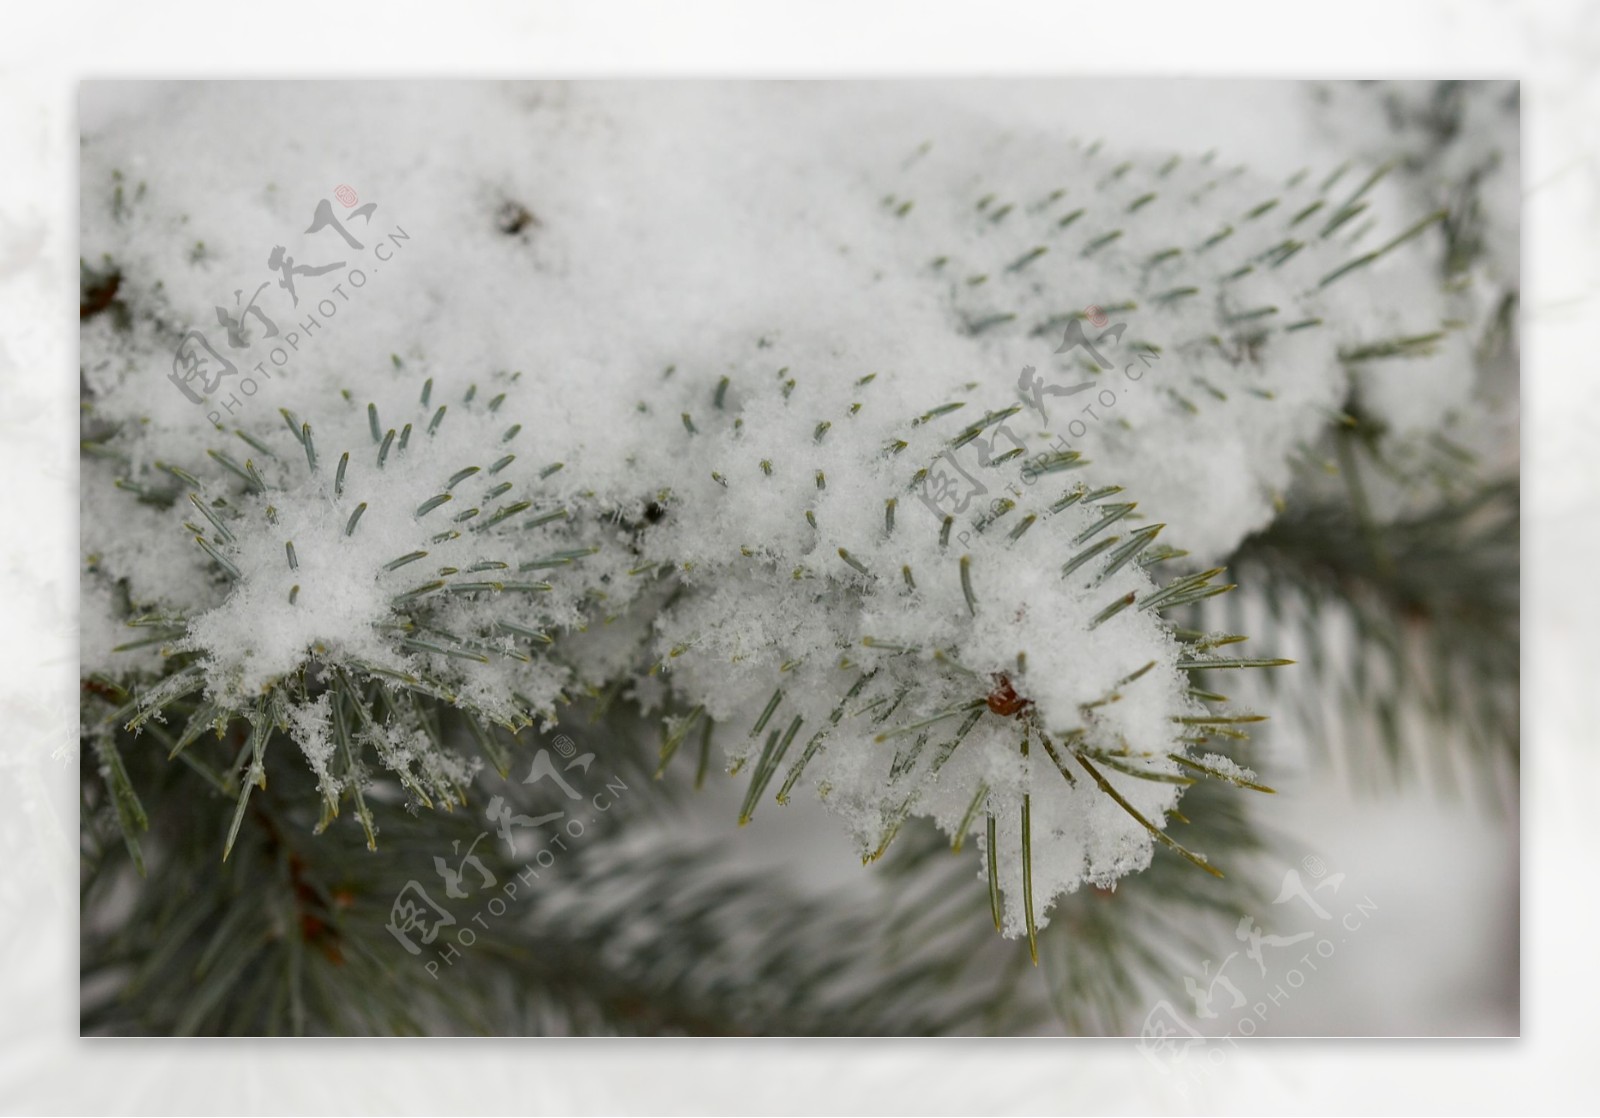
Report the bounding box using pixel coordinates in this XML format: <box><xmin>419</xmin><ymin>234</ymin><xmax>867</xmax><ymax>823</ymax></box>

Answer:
<box><xmin>81</xmin><ymin>709</ymin><xmax>1036</xmax><ymax>1036</ymax></box>
<box><xmin>78</xmin><ymin>87</ymin><xmax>1514</xmax><ymax>1035</ymax></box>
<box><xmin>1226</xmin><ymin>475</ymin><xmax>1517</xmax><ymax>793</ymax></box>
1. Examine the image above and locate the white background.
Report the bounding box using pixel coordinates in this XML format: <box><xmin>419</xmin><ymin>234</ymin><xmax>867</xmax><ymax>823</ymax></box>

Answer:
<box><xmin>2</xmin><ymin>0</ymin><xmax>1593</xmax><ymax>1113</ymax></box>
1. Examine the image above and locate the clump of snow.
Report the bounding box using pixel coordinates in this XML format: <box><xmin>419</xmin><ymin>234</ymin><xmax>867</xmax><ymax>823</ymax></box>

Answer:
<box><xmin>621</xmin><ymin>355</ymin><xmax>1202</xmax><ymax>932</ymax></box>
<box><xmin>860</xmin><ymin>125</ymin><xmax>1463</xmax><ymax>560</ymax></box>
<box><xmin>172</xmin><ymin>375</ymin><xmax>607</xmax><ymax>722</ymax></box>
<box><xmin>285</xmin><ymin>691</ymin><xmax>341</xmax><ymax>801</ymax></box>
<box><xmin>1294</xmin><ymin>80</ymin><xmax>1520</xmax><ymax>523</ymax></box>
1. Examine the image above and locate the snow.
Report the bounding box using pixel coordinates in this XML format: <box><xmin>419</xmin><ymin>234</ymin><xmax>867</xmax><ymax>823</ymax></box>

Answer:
<box><xmin>79</xmin><ymin>80</ymin><xmax>1512</xmax><ymax>937</ymax></box>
